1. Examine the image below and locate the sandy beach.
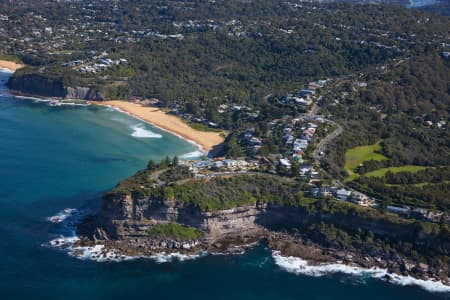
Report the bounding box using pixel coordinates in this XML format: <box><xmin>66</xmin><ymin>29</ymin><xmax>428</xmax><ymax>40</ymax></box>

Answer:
<box><xmin>0</xmin><ymin>60</ymin><xmax>24</xmax><ymax>72</ymax></box>
<box><xmin>0</xmin><ymin>59</ymin><xmax>224</xmax><ymax>152</ymax></box>
<box><xmin>92</xmin><ymin>100</ymin><xmax>225</xmax><ymax>152</ymax></box>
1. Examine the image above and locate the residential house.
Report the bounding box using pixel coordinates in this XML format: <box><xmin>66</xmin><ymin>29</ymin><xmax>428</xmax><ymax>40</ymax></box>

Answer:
<box><xmin>350</xmin><ymin>192</ymin><xmax>373</xmax><ymax>206</ymax></box>
<box><xmin>223</xmin><ymin>159</ymin><xmax>238</xmax><ymax>169</ymax></box>
<box><xmin>336</xmin><ymin>188</ymin><xmax>352</xmax><ymax>201</ymax></box>
<box><xmin>299</xmin><ymin>89</ymin><xmax>315</xmax><ymax>98</ymax></box>
<box><xmin>387</xmin><ymin>205</ymin><xmax>411</xmax><ymax>216</ymax></box>
<box><xmin>279</xmin><ymin>158</ymin><xmax>292</xmax><ymax>169</ymax></box>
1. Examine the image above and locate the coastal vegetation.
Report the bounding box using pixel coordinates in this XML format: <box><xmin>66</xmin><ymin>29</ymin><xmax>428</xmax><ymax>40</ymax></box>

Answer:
<box><xmin>321</xmin><ymin>53</ymin><xmax>450</xmax><ymax>209</ymax></box>
<box><xmin>104</xmin><ymin>163</ymin><xmax>445</xmax><ymax>227</ymax></box>
<box><xmin>99</xmin><ymin>164</ymin><xmax>450</xmax><ymax>278</ymax></box>
<box><xmin>3</xmin><ymin>1</ymin><xmax>448</xmax><ymax>107</ymax></box>
<box><xmin>2</xmin><ymin>0</ymin><xmax>449</xmax><ymax>278</ymax></box>
<box><xmin>350</xmin><ymin>166</ymin><xmax>450</xmax><ymax>210</ymax></box>
<box><xmin>187</xmin><ymin>121</ymin><xmax>223</xmax><ymax>133</ymax></box>
<box><xmin>0</xmin><ymin>55</ymin><xmax>23</xmax><ymax>64</ymax></box>
<box><xmin>147</xmin><ymin>223</ymin><xmax>203</xmax><ymax>240</ymax></box>
<box><xmin>152</xmin><ymin>175</ymin><xmax>299</xmax><ymax>212</ymax></box>
<box><xmin>292</xmin><ymin>219</ymin><xmax>449</xmax><ymax>271</ymax></box>
<box><xmin>103</xmin><ymin>162</ymin><xmax>449</xmax><ymax>236</ymax></box>
<box><xmin>2</xmin><ymin>2</ymin><xmax>449</xmax><ymax>200</ymax></box>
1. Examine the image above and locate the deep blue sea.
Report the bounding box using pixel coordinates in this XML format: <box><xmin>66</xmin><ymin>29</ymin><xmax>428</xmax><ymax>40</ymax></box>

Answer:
<box><xmin>0</xmin><ymin>69</ymin><xmax>448</xmax><ymax>300</ymax></box>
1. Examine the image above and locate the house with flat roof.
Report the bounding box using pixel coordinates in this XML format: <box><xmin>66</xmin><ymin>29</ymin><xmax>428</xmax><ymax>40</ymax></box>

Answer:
<box><xmin>336</xmin><ymin>188</ymin><xmax>351</xmax><ymax>201</ymax></box>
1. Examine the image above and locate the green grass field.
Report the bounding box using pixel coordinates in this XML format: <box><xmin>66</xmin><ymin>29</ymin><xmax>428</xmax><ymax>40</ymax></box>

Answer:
<box><xmin>344</xmin><ymin>141</ymin><xmax>387</xmax><ymax>180</ymax></box>
<box><xmin>364</xmin><ymin>165</ymin><xmax>427</xmax><ymax>178</ymax></box>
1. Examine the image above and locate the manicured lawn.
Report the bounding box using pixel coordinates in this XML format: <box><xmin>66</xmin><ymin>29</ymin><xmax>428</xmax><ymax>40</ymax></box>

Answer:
<box><xmin>344</xmin><ymin>141</ymin><xmax>387</xmax><ymax>179</ymax></box>
<box><xmin>364</xmin><ymin>165</ymin><xmax>427</xmax><ymax>178</ymax></box>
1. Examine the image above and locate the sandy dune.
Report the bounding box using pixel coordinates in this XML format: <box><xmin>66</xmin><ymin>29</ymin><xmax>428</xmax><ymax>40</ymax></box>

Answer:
<box><xmin>94</xmin><ymin>100</ymin><xmax>225</xmax><ymax>152</ymax></box>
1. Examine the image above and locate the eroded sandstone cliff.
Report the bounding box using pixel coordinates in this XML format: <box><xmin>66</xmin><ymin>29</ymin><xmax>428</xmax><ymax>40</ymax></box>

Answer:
<box><xmin>76</xmin><ymin>175</ymin><xmax>450</xmax><ymax>283</ymax></box>
<box><xmin>7</xmin><ymin>73</ymin><xmax>103</xmax><ymax>100</ymax></box>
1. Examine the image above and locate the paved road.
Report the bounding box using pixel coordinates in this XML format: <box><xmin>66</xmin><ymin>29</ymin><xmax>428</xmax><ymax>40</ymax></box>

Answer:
<box><xmin>151</xmin><ymin>168</ymin><xmax>168</xmax><ymax>185</ymax></box>
<box><xmin>313</xmin><ymin>123</ymin><xmax>343</xmax><ymax>161</ymax></box>
<box><xmin>307</xmin><ymin>101</ymin><xmax>320</xmax><ymax>118</ymax></box>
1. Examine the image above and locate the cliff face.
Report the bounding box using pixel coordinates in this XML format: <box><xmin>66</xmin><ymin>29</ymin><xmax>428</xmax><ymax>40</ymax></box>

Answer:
<box><xmin>93</xmin><ymin>193</ymin><xmax>433</xmax><ymax>246</ymax></box>
<box><xmin>97</xmin><ymin>194</ymin><xmax>265</xmax><ymax>240</ymax></box>
<box><xmin>8</xmin><ymin>73</ymin><xmax>103</xmax><ymax>100</ymax></box>
<box><xmin>7</xmin><ymin>73</ymin><xmax>66</xmax><ymax>98</ymax></box>
<box><xmin>78</xmin><ymin>190</ymin><xmax>449</xmax><ymax>281</ymax></box>
<box><xmin>65</xmin><ymin>87</ymin><xmax>104</xmax><ymax>100</ymax></box>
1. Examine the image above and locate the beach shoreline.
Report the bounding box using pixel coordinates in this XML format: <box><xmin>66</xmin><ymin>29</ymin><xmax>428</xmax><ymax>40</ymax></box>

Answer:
<box><xmin>0</xmin><ymin>60</ymin><xmax>24</xmax><ymax>72</ymax></box>
<box><xmin>89</xmin><ymin>100</ymin><xmax>225</xmax><ymax>153</ymax></box>
<box><xmin>0</xmin><ymin>60</ymin><xmax>224</xmax><ymax>153</ymax></box>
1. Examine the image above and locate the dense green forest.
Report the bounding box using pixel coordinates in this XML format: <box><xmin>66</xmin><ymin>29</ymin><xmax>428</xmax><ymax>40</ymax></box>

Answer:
<box><xmin>321</xmin><ymin>54</ymin><xmax>450</xmax><ymax>209</ymax></box>
<box><xmin>3</xmin><ymin>1</ymin><xmax>449</xmax><ymax>106</ymax></box>
<box><xmin>1</xmin><ymin>0</ymin><xmax>449</xmax><ymax>211</ymax></box>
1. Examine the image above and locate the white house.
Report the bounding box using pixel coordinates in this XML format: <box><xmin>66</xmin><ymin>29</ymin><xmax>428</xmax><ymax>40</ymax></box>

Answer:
<box><xmin>279</xmin><ymin>158</ymin><xmax>292</xmax><ymax>169</ymax></box>
<box><xmin>336</xmin><ymin>189</ymin><xmax>352</xmax><ymax>201</ymax></box>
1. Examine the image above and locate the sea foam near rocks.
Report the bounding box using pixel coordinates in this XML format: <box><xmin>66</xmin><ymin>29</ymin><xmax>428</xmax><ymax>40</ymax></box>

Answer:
<box><xmin>0</xmin><ymin>69</ymin><xmax>13</xmax><ymax>96</ymax></box>
<box><xmin>49</xmin><ymin>235</ymin><xmax>202</xmax><ymax>263</ymax></box>
<box><xmin>11</xmin><ymin>96</ymin><xmax>89</xmax><ymax>107</ymax></box>
<box><xmin>46</xmin><ymin>208</ymin><xmax>201</xmax><ymax>263</ymax></box>
<box><xmin>46</xmin><ymin>208</ymin><xmax>78</xmax><ymax>223</ymax></box>
<box><xmin>149</xmin><ymin>252</ymin><xmax>204</xmax><ymax>263</ymax></box>
<box><xmin>272</xmin><ymin>251</ymin><xmax>450</xmax><ymax>293</ymax></box>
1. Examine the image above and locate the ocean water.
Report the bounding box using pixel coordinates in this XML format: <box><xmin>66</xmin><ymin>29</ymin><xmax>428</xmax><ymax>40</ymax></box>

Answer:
<box><xmin>0</xmin><ymin>69</ymin><xmax>448</xmax><ymax>300</ymax></box>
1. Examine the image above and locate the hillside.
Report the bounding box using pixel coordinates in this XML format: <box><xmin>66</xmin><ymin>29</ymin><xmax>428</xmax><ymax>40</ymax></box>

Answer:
<box><xmin>78</xmin><ymin>165</ymin><xmax>450</xmax><ymax>283</ymax></box>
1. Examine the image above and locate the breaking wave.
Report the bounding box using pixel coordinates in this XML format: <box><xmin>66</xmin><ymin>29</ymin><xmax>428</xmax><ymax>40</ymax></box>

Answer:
<box><xmin>130</xmin><ymin>124</ymin><xmax>163</xmax><ymax>138</ymax></box>
<box><xmin>180</xmin><ymin>150</ymin><xmax>204</xmax><ymax>159</ymax></box>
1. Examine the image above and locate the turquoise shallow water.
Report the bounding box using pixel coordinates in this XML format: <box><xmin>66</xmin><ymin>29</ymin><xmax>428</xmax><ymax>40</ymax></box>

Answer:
<box><xmin>0</xmin><ymin>69</ymin><xmax>448</xmax><ymax>300</ymax></box>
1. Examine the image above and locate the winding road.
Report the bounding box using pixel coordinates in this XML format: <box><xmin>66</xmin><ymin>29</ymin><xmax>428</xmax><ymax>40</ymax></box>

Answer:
<box><xmin>313</xmin><ymin>122</ymin><xmax>343</xmax><ymax>162</ymax></box>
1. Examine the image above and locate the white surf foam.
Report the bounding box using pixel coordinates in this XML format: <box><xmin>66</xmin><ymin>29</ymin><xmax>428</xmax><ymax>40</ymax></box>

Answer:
<box><xmin>8</xmin><ymin>95</ymin><xmax>89</xmax><ymax>107</ymax></box>
<box><xmin>58</xmin><ymin>102</ymin><xmax>89</xmax><ymax>107</ymax></box>
<box><xmin>68</xmin><ymin>244</ymin><xmax>135</xmax><ymax>262</ymax></box>
<box><xmin>0</xmin><ymin>69</ymin><xmax>12</xmax><ymax>95</ymax></box>
<box><xmin>0</xmin><ymin>68</ymin><xmax>13</xmax><ymax>74</ymax></box>
<box><xmin>46</xmin><ymin>208</ymin><xmax>203</xmax><ymax>263</ymax></box>
<box><xmin>49</xmin><ymin>235</ymin><xmax>80</xmax><ymax>247</ymax></box>
<box><xmin>180</xmin><ymin>150</ymin><xmax>204</xmax><ymax>159</ymax></box>
<box><xmin>149</xmin><ymin>252</ymin><xmax>204</xmax><ymax>263</ymax></box>
<box><xmin>48</xmin><ymin>235</ymin><xmax>203</xmax><ymax>263</ymax></box>
<box><xmin>272</xmin><ymin>251</ymin><xmax>450</xmax><ymax>293</ymax></box>
<box><xmin>130</xmin><ymin>124</ymin><xmax>163</xmax><ymax>138</ymax></box>
<box><xmin>100</xmin><ymin>104</ymin><xmax>207</xmax><ymax>153</ymax></box>
<box><xmin>46</xmin><ymin>208</ymin><xmax>78</xmax><ymax>223</ymax></box>
<box><xmin>372</xmin><ymin>272</ymin><xmax>450</xmax><ymax>294</ymax></box>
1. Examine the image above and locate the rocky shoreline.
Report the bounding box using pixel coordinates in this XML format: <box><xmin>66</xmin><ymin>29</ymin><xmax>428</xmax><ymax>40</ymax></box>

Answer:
<box><xmin>72</xmin><ymin>174</ymin><xmax>450</xmax><ymax>289</ymax></box>
<box><xmin>74</xmin><ymin>225</ymin><xmax>449</xmax><ymax>286</ymax></box>
<box><xmin>267</xmin><ymin>232</ymin><xmax>449</xmax><ymax>284</ymax></box>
